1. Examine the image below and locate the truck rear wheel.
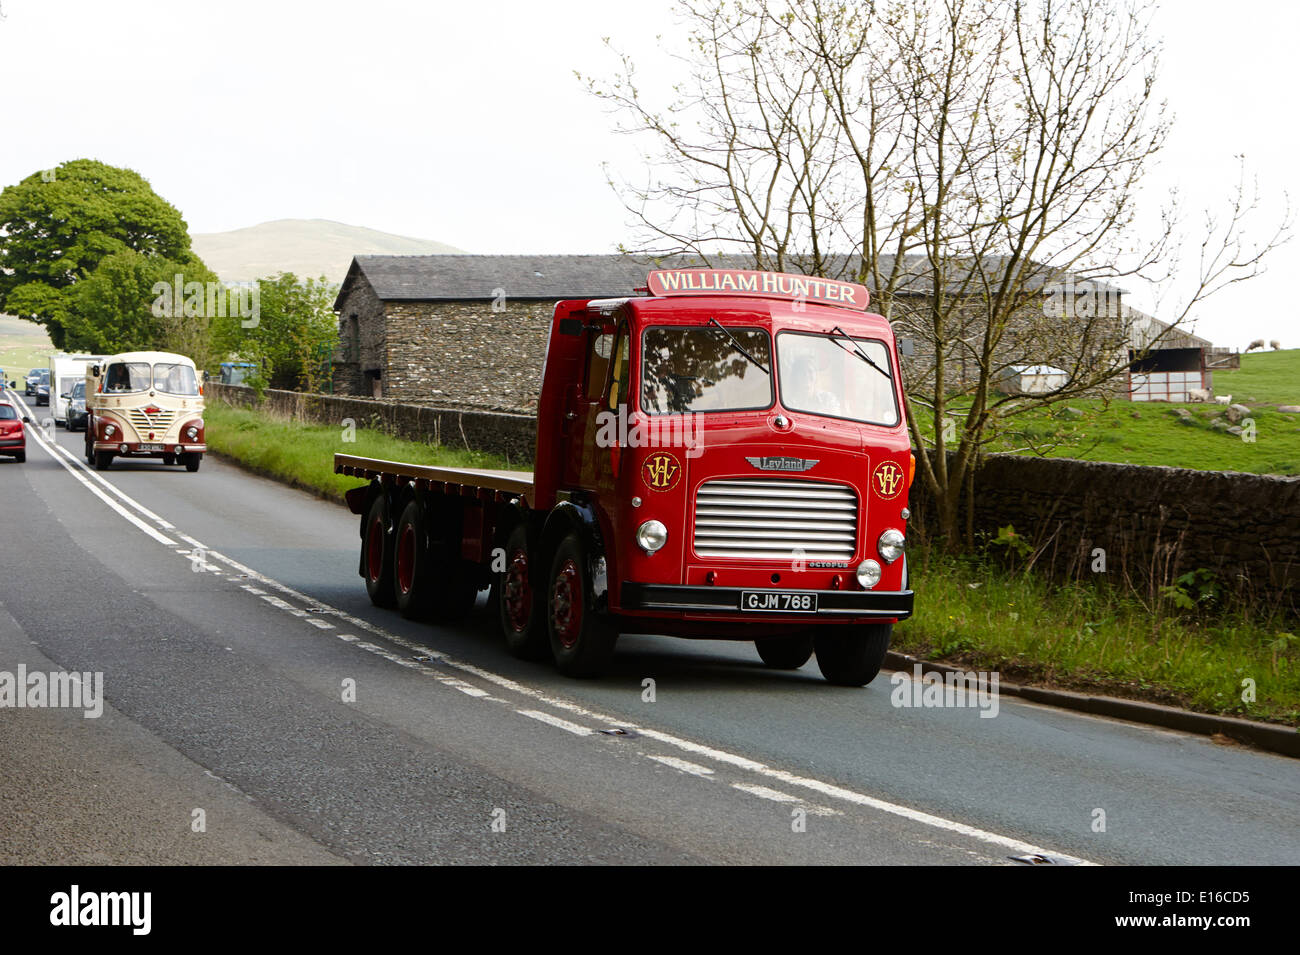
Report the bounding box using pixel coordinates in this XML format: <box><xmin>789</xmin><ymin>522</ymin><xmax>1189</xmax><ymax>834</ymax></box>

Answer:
<box><xmin>814</xmin><ymin>624</ymin><xmax>892</xmax><ymax>686</ymax></box>
<box><xmin>755</xmin><ymin>634</ymin><xmax>814</xmax><ymax>669</ymax></box>
<box><xmin>547</xmin><ymin>532</ymin><xmax>617</xmax><ymax>678</ymax></box>
<box><xmin>363</xmin><ymin>495</ymin><xmax>397</xmax><ymax>608</ymax></box>
<box><xmin>393</xmin><ymin>499</ymin><xmax>434</xmax><ymax>619</ymax></box>
<box><xmin>498</xmin><ymin>522</ymin><xmax>548</xmax><ymax>660</ymax></box>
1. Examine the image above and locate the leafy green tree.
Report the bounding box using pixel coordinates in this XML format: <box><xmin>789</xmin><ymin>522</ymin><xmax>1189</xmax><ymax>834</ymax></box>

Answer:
<box><xmin>0</xmin><ymin>159</ymin><xmax>196</xmax><ymax>347</ymax></box>
<box><xmin>216</xmin><ymin>273</ymin><xmax>338</xmax><ymax>392</ymax></box>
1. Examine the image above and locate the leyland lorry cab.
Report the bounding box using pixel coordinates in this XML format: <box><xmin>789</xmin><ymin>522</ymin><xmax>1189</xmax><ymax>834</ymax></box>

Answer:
<box><xmin>85</xmin><ymin>350</ymin><xmax>207</xmax><ymax>472</ymax></box>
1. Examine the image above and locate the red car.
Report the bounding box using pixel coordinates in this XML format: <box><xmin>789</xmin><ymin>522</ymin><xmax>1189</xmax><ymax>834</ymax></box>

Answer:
<box><xmin>0</xmin><ymin>401</ymin><xmax>29</xmax><ymax>462</ymax></box>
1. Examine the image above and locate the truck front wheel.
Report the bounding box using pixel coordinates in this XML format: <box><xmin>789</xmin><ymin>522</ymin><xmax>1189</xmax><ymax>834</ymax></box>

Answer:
<box><xmin>755</xmin><ymin>634</ymin><xmax>814</xmax><ymax>669</ymax></box>
<box><xmin>547</xmin><ymin>532</ymin><xmax>617</xmax><ymax>678</ymax></box>
<box><xmin>182</xmin><ymin>452</ymin><xmax>201</xmax><ymax>472</ymax></box>
<box><xmin>498</xmin><ymin>522</ymin><xmax>548</xmax><ymax>660</ymax></box>
<box><xmin>94</xmin><ymin>451</ymin><xmax>113</xmax><ymax>471</ymax></box>
<box><xmin>814</xmin><ymin>624</ymin><xmax>892</xmax><ymax>686</ymax></box>
<box><xmin>363</xmin><ymin>495</ymin><xmax>397</xmax><ymax>608</ymax></box>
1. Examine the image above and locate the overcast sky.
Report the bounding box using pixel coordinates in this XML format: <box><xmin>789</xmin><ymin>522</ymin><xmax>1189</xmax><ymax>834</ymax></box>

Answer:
<box><xmin>1</xmin><ymin>0</ymin><xmax>1295</xmax><ymax>348</ymax></box>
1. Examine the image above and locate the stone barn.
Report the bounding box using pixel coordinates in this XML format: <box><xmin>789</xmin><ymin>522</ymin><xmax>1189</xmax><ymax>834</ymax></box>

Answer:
<box><xmin>332</xmin><ymin>255</ymin><xmax>657</xmax><ymax>411</ymax></box>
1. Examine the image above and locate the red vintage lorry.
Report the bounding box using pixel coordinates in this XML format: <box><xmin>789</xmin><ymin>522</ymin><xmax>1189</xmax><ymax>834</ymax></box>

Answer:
<box><xmin>335</xmin><ymin>268</ymin><xmax>914</xmax><ymax>684</ymax></box>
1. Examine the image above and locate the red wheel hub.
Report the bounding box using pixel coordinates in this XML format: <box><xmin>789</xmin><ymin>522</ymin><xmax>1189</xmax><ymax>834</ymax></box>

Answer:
<box><xmin>552</xmin><ymin>558</ymin><xmax>583</xmax><ymax>649</ymax></box>
<box><xmin>503</xmin><ymin>549</ymin><xmax>532</xmax><ymax>632</ymax></box>
<box><xmin>366</xmin><ymin>516</ymin><xmax>384</xmax><ymax>583</ymax></box>
<box><xmin>396</xmin><ymin>523</ymin><xmax>417</xmax><ymax>595</ymax></box>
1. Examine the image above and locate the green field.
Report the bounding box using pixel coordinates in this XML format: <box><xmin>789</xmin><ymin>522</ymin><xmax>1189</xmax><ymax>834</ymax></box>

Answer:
<box><xmin>0</xmin><ymin>313</ymin><xmax>55</xmax><ymax>386</ymax></box>
<box><xmin>926</xmin><ymin>349</ymin><xmax>1300</xmax><ymax>475</ymax></box>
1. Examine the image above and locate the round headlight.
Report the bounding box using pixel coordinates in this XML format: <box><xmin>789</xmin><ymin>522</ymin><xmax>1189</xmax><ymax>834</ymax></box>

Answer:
<box><xmin>186</xmin><ymin>426</ymin><xmax>199</xmax><ymax>440</ymax></box>
<box><xmin>104</xmin><ymin>423</ymin><xmax>116</xmax><ymax>437</ymax></box>
<box><xmin>636</xmin><ymin>520</ymin><xmax>668</xmax><ymax>554</ymax></box>
<box><xmin>856</xmin><ymin>559</ymin><xmax>882</xmax><ymax>589</ymax></box>
<box><xmin>878</xmin><ymin>528</ymin><xmax>906</xmax><ymax>564</ymax></box>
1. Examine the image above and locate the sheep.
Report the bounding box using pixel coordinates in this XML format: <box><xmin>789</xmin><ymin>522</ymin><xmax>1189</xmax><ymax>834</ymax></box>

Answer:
<box><xmin>1214</xmin><ymin>394</ymin><xmax>1232</xmax><ymax>405</ymax></box>
<box><xmin>1187</xmin><ymin>388</ymin><xmax>1210</xmax><ymax>402</ymax></box>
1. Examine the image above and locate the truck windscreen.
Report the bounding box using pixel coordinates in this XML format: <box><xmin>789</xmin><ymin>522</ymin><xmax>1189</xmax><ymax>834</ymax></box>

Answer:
<box><xmin>777</xmin><ymin>331</ymin><xmax>899</xmax><ymax>426</ymax></box>
<box><xmin>104</xmin><ymin>362</ymin><xmax>152</xmax><ymax>393</ymax></box>
<box><xmin>640</xmin><ymin>325</ymin><xmax>773</xmax><ymax>414</ymax></box>
<box><xmin>154</xmin><ymin>363</ymin><xmax>199</xmax><ymax>395</ymax></box>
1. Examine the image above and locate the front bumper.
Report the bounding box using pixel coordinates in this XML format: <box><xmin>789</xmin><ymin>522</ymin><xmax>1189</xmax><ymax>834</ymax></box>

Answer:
<box><xmin>620</xmin><ymin>582</ymin><xmax>913</xmax><ymax>620</ymax></box>
<box><xmin>93</xmin><ymin>441</ymin><xmax>207</xmax><ymax>456</ymax></box>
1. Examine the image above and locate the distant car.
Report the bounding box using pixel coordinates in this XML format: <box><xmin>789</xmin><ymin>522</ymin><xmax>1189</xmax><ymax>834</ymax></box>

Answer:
<box><xmin>65</xmin><ymin>380</ymin><xmax>88</xmax><ymax>431</ymax></box>
<box><xmin>35</xmin><ymin>380</ymin><xmax>49</xmax><ymax>406</ymax></box>
<box><xmin>0</xmin><ymin>402</ymin><xmax>29</xmax><ymax>463</ymax></box>
<box><xmin>25</xmin><ymin>368</ymin><xmax>46</xmax><ymax>396</ymax></box>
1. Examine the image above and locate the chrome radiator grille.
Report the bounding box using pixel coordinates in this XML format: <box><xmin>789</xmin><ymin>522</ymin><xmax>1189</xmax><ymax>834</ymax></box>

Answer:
<box><xmin>127</xmin><ymin>408</ymin><xmax>176</xmax><ymax>432</ymax></box>
<box><xmin>693</xmin><ymin>478</ymin><xmax>858</xmax><ymax>560</ymax></box>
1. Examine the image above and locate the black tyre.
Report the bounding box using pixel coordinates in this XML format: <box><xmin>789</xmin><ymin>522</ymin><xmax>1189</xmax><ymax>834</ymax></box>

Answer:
<box><xmin>497</xmin><ymin>521</ymin><xmax>548</xmax><ymax>660</ymax></box>
<box><xmin>547</xmin><ymin>532</ymin><xmax>617</xmax><ymax>678</ymax></box>
<box><xmin>755</xmin><ymin>633</ymin><xmax>814</xmax><ymax>669</ymax></box>
<box><xmin>183</xmin><ymin>452</ymin><xmax>201</xmax><ymax>472</ymax></box>
<box><xmin>163</xmin><ymin>454</ymin><xmax>176</xmax><ymax>466</ymax></box>
<box><xmin>422</xmin><ymin>499</ymin><xmax>480</xmax><ymax>621</ymax></box>
<box><xmin>363</xmin><ymin>494</ymin><xmax>397</xmax><ymax>608</ymax></box>
<box><xmin>14</xmin><ymin>452</ymin><xmax>25</xmax><ymax>464</ymax></box>
<box><xmin>94</xmin><ymin>451</ymin><xmax>113</xmax><ymax>471</ymax></box>
<box><xmin>393</xmin><ymin>499</ymin><xmax>435</xmax><ymax>619</ymax></box>
<box><xmin>814</xmin><ymin>624</ymin><xmax>892</xmax><ymax>686</ymax></box>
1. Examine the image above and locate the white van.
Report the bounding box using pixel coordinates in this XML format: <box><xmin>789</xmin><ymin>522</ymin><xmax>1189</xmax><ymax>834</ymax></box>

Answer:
<box><xmin>49</xmin><ymin>353</ymin><xmax>108</xmax><ymax>425</ymax></box>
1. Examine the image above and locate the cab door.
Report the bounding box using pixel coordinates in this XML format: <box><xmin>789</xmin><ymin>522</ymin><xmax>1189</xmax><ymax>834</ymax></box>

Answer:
<box><xmin>560</xmin><ymin>321</ymin><xmax>616</xmax><ymax>490</ymax></box>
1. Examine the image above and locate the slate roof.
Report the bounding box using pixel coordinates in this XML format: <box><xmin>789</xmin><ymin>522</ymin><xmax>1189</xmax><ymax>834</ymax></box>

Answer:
<box><xmin>334</xmin><ymin>252</ymin><xmax>1121</xmax><ymax>310</ymax></box>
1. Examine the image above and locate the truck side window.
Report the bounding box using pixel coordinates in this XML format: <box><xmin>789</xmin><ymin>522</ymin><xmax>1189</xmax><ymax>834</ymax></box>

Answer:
<box><xmin>586</xmin><ymin>331</ymin><xmax>612</xmax><ymax>401</ymax></box>
<box><xmin>607</xmin><ymin>327</ymin><xmax>630</xmax><ymax>410</ymax></box>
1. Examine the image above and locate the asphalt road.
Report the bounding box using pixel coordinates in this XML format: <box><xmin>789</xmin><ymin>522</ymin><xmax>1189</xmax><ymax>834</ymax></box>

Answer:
<box><xmin>1</xmin><ymin>393</ymin><xmax>1297</xmax><ymax>865</ymax></box>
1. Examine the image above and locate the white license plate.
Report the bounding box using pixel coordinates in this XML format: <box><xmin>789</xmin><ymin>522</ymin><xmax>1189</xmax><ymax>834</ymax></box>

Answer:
<box><xmin>740</xmin><ymin>591</ymin><xmax>818</xmax><ymax>613</ymax></box>
<box><xmin>138</xmin><ymin>443</ymin><xmax>165</xmax><ymax>451</ymax></box>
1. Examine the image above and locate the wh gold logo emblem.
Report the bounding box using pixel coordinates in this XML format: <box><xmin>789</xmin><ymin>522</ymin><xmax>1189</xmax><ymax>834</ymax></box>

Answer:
<box><xmin>642</xmin><ymin>452</ymin><xmax>681</xmax><ymax>491</ymax></box>
<box><xmin>873</xmin><ymin>460</ymin><xmax>904</xmax><ymax>500</ymax></box>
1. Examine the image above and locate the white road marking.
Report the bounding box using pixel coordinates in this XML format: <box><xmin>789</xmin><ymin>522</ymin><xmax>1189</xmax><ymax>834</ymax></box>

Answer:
<box><xmin>732</xmin><ymin>782</ymin><xmax>841</xmax><ymax>816</ymax></box>
<box><xmin>31</xmin><ymin>413</ymin><xmax>1098</xmax><ymax>865</ymax></box>
<box><xmin>517</xmin><ymin>709</ymin><xmax>594</xmax><ymax>736</ymax></box>
<box><xmin>646</xmin><ymin>754</ymin><xmax>715</xmax><ymax>776</ymax></box>
<box><xmin>13</xmin><ymin>395</ymin><xmax>176</xmax><ymax>546</ymax></box>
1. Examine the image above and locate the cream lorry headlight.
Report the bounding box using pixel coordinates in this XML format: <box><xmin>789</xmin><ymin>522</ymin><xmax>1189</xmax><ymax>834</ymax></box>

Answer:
<box><xmin>636</xmin><ymin>520</ymin><xmax>668</xmax><ymax>554</ymax></box>
<box><xmin>878</xmin><ymin>528</ymin><xmax>906</xmax><ymax>563</ymax></box>
<box><xmin>103</xmin><ymin>423</ymin><xmax>116</xmax><ymax>438</ymax></box>
<box><xmin>856</xmin><ymin>559</ymin><xmax>882</xmax><ymax>589</ymax></box>
<box><xmin>186</xmin><ymin>425</ymin><xmax>199</xmax><ymax>440</ymax></box>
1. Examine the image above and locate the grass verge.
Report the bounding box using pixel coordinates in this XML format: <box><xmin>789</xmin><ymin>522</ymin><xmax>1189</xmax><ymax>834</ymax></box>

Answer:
<box><xmin>900</xmin><ymin>545</ymin><xmax>1299</xmax><ymax>726</ymax></box>
<box><xmin>206</xmin><ymin>397</ymin><xmax>1299</xmax><ymax>727</ymax></box>
<box><xmin>203</xmin><ymin>400</ymin><xmax>515</xmax><ymax>504</ymax></box>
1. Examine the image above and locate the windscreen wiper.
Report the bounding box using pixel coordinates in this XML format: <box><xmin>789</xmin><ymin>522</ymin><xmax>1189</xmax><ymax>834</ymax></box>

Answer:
<box><xmin>829</xmin><ymin>325</ymin><xmax>892</xmax><ymax>381</ymax></box>
<box><xmin>708</xmin><ymin>318</ymin><xmax>769</xmax><ymax>374</ymax></box>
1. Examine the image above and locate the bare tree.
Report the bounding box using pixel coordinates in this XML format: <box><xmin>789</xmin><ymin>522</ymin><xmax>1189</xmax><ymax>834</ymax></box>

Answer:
<box><xmin>587</xmin><ymin>0</ymin><xmax>1289</xmax><ymax>546</ymax></box>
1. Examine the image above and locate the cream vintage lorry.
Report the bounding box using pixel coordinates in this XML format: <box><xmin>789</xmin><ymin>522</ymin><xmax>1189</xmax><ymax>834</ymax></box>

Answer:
<box><xmin>84</xmin><ymin>350</ymin><xmax>207</xmax><ymax>471</ymax></box>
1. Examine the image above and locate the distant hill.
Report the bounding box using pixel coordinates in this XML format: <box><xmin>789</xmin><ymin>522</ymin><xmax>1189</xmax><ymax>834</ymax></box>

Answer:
<box><xmin>191</xmin><ymin>219</ymin><xmax>464</xmax><ymax>284</ymax></box>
